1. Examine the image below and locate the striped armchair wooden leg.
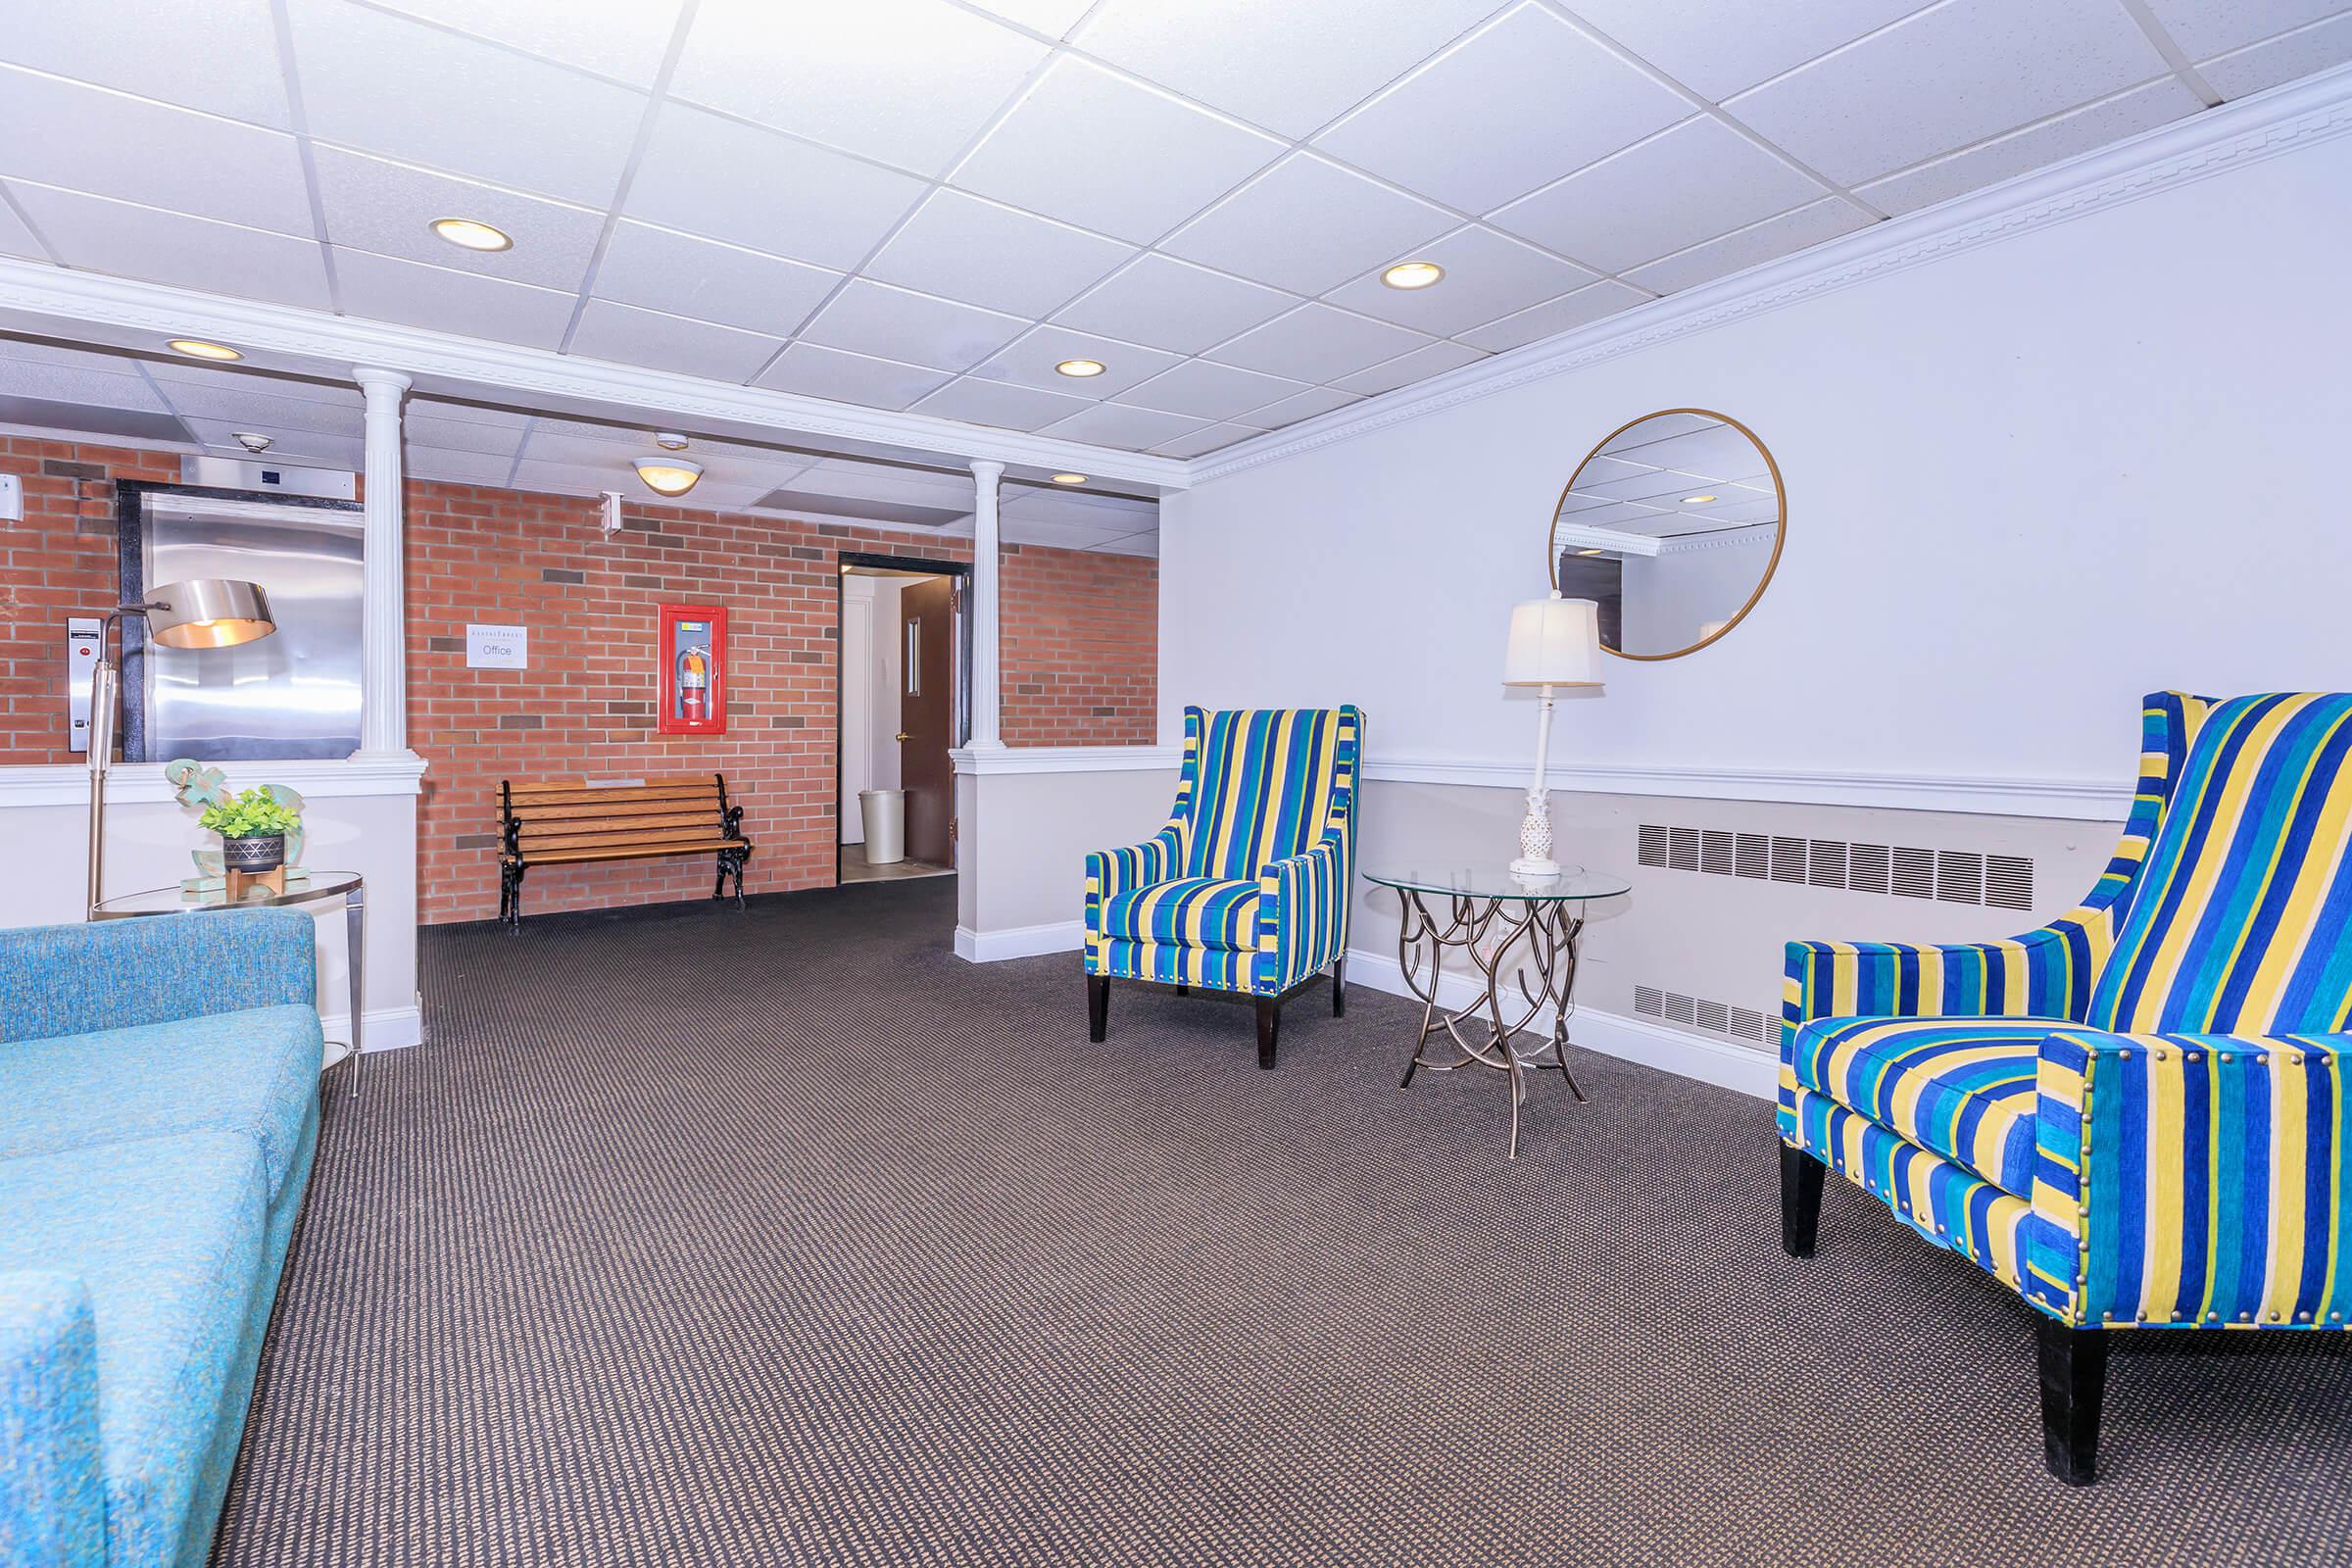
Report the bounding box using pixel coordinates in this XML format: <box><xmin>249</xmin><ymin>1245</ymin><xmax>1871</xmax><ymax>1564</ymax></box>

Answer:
<box><xmin>1256</xmin><ymin>997</ymin><xmax>1280</xmax><ymax>1069</ymax></box>
<box><xmin>2037</xmin><ymin>1318</ymin><xmax>2108</xmax><ymax>1486</ymax></box>
<box><xmin>1780</xmin><ymin>1144</ymin><xmax>1825</xmax><ymax>1258</ymax></box>
<box><xmin>1088</xmin><ymin>976</ymin><xmax>1109</xmax><ymax>1043</ymax></box>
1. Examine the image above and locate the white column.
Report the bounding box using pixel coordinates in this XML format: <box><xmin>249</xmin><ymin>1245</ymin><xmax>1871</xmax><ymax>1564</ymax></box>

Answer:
<box><xmin>354</xmin><ymin>368</ymin><xmax>413</xmax><ymax>759</ymax></box>
<box><xmin>968</xmin><ymin>458</ymin><xmax>1004</xmax><ymax>751</ymax></box>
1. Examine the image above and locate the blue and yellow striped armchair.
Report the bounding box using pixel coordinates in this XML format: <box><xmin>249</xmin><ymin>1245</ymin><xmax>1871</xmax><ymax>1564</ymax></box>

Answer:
<box><xmin>1782</xmin><ymin>692</ymin><xmax>2352</xmax><ymax>1483</ymax></box>
<box><xmin>1084</xmin><ymin>707</ymin><xmax>1360</xmax><ymax>1067</ymax></box>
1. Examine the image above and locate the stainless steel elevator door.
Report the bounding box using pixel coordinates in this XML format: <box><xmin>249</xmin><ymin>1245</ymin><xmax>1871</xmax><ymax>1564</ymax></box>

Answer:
<box><xmin>136</xmin><ymin>492</ymin><xmax>364</xmax><ymax>760</ymax></box>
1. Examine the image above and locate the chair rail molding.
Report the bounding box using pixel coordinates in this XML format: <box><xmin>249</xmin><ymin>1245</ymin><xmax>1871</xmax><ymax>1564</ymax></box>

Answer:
<box><xmin>1359</xmin><ymin>753</ymin><xmax>2130</xmax><ymax>821</ymax></box>
<box><xmin>0</xmin><ymin>260</ymin><xmax>1189</xmax><ymax>492</ymax></box>
<box><xmin>1190</xmin><ymin>61</ymin><xmax>2352</xmax><ymax>485</ymax></box>
<box><xmin>0</xmin><ymin>755</ymin><xmax>429</xmax><ymax>808</ymax></box>
<box><xmin>951</xmin><ymin>745</ymin><xmax>1182</xmax><ymax>776</ymax></box>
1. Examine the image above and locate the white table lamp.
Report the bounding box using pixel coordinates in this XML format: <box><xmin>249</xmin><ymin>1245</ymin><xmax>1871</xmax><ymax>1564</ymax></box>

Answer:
<box><xmin>1501</xmin><ymin>592</ymin><xmax>1602</xmax><ymax>877</ymax></box>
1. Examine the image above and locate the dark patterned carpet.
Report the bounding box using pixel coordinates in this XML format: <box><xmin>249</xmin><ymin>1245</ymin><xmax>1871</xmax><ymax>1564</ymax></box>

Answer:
<box><xmin>213</xmin><ymin>878</ymin><xmax>2352</xmax><ymax>1566</ymax></box>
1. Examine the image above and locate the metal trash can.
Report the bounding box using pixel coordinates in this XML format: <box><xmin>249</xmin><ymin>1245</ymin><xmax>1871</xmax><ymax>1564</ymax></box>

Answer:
<box><xmin>858</xmin><ymin>789</ymin><xmax>906</xmax><ymax>865</ymax></box>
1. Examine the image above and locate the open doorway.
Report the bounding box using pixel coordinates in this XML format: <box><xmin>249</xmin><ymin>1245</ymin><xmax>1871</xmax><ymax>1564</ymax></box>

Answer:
<box><xmin>836</xmin><ymin>553</ymin><xmax>969</xmax><ymax>886</ymax></box>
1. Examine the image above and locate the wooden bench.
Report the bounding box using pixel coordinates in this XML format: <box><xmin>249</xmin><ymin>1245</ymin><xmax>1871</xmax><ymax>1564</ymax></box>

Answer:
<box><xmin>498</xmin><ymin>772</ymin><xmax>752</xmax><ymax>929</ymax></box>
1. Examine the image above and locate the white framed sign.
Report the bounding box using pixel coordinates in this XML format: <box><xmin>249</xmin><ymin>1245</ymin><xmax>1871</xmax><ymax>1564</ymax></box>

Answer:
<box><xmin>466</xmin><ymin>623</ymin><xmax>527</xmax><ymax>670</ymax></box>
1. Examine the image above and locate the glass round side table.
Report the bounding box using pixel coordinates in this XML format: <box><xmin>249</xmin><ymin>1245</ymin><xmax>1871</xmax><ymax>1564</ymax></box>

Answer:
<box><xmin>90</xmin><ymin>870</ymin><xmax>367</xmax><ymax>1099</ymax></box>
<box><xmin>1366</xmin><ymin>866</ymin><xmax>1630</xmax><ymax>1158</ymax></box>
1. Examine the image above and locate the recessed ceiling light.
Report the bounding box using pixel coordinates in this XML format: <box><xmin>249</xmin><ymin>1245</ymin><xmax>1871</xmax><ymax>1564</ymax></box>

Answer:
<box><xmin>632</xmin><ymin>457</ymin><xmax>703</xmax><ymax>498</ymax></box>
<box><xmin>654</xmin><ymin>432</ymin><xmax>689</xmax><ymax>451</ymax></box>
<box><xmin>1681</xmin><ymin>494</ymin><xmax>1719</xmax><ymax>505</ymax></box>
<box><xmin>431</xmin><ymin>217</ymin><xmax>513</xmax><ymax>252</ymax></box>
<box><xmin>1054</xmin><ymin>359</ymin><xmax>1105</xmax><ymax>378</ymax></box>
<box><xmin>1381</xmin><ymin>261</ymin><xmax>1445</xmax><ymax>290</ymax></box>
<box><xmin>168</xmin><ymin>339</ymin><xmax>241</xmax><ymax>361</ymax></box>
<box><xmin>1051</xmin><ymin>473</ymin><xmax>1087</xmax><ymax>485</ymax></box>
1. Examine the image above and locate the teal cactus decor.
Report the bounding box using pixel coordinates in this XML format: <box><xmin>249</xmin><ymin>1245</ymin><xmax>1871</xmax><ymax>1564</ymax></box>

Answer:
<box><xmin>167</xmin><ymin>760</ymin><xmax>306</xmax><ymax>892</ymax></box>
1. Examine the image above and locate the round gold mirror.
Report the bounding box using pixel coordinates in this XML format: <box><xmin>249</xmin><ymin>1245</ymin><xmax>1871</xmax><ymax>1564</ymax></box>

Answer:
<box><xmin>1547</xmin><ymin>409</ymin><xmax>1784</xmax><ymax>661</ymax></box>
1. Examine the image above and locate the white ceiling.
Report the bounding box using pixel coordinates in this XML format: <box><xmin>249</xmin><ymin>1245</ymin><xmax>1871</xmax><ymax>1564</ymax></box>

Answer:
<box><xmin>0</xmin><ymin>331</ymin><xmax>1161</xmax><ymax>555</ymax></box>
<box><xmin>0</xmin><ymin>0</ymin><xmax>2344</xmax><ymax>466</ymax></box>
<box><xmin>1555</xmin><ymin>411</ymin><xmax>1778</xmax><ymax>538</ymax></box>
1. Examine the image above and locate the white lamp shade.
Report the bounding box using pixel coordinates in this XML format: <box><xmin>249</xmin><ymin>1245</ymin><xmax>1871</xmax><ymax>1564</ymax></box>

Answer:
<box><xmin>1503</xmin><ymin>594</ymin><xmax>1602</xmax><ymax>687</ymax></box>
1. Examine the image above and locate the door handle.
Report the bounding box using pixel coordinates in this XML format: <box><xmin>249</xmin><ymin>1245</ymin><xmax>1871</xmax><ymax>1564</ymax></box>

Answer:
<box><xmin>895</xmin><ymin>731</ymin><xmax>910</xmax><ymax>742</ymax></box>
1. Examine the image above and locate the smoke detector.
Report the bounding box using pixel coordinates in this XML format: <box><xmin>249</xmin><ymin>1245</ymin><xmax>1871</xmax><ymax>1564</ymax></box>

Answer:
<box><xmin>232</xmin><ymin>432</ymin><xmax>273</xmax><ymax>453</ymax></box>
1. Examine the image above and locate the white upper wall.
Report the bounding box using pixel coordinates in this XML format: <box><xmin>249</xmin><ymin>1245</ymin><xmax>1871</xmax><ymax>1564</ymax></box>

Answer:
<box><xmin>1159</xmin><ymin>118</ymin><xmax>2352</xmax><ymax>797</ymax></box>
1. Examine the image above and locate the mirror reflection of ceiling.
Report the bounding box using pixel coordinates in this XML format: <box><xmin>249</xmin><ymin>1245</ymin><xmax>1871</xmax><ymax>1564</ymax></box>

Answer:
<box><xmin>0</xmin><ymin>2</ymin><xmax>2338</xmax><ymax>460</ymax></box>
<box><xmin>1553</xmin><ymin>413</ymin><xmax>1778</xmax><ymax>539</ymax></box>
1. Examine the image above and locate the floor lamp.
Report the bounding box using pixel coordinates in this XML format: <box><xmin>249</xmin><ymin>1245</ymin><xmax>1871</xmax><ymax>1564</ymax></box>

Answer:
<box><xmin>1502</xmin><ymin>591</ymin><xmax>1602</xmax><ymax>878</ymax></box>
<box><xmin>86</xmin><ymin>579</ymin><xmax>276</xmax><ymax>917</ymax></box>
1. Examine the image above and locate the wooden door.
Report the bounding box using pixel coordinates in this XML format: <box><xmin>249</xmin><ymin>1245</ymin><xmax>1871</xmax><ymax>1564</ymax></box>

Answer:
<box><xmin>899</xmin><ymin>576</ymin><xmax>955</xmax><ymax>864</ymax></box>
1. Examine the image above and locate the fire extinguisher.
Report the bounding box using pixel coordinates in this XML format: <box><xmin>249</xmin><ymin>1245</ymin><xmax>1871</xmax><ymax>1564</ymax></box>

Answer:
<box><xmin>677</xmin><ymin>644</ymin><xmax>712</xmax><ymax>722</ymax></box>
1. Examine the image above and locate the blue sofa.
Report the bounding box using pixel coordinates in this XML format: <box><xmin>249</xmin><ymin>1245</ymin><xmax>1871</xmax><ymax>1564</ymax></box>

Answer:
<box><xmin>0</xmin><ymin>911</ymin><xmax>323</xmax><ymax>1568</ymax></box>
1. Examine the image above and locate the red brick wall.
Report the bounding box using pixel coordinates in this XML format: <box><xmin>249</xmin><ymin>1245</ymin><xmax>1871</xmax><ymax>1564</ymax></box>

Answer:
<box><xmin>0</xmin><ymin>438</ymin><xmax>1158</xmax><ymax>922</ymax></box>
<box><xmin>0</xmin><ymin>438</ymin><xmax>182</xmax><ymax>763</ymax></box>
<box><xmin>1000</xmin><ymin>542</ymin><xmax>1157</xmax><ymax>747</ymax></box>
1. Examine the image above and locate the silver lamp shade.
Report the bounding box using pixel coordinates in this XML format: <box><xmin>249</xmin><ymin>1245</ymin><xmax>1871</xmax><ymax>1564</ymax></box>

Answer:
<box><xmin>142</xmin><ymin>578</ymin><xmax>275</xmax><ymax>650</ymax></box>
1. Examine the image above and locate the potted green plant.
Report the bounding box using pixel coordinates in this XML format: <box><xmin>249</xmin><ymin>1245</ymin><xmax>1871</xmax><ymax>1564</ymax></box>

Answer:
<box><xmin>199</xmin><ymin>787</ymin><xmax>302</xmax><ymax>874</ymax></box>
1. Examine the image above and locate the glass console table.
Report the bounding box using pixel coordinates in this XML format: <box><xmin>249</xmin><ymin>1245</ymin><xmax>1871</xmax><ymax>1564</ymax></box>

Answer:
<box><xmin>90</xmin><ymin>870</ymin><xmax>367</xmax><ymax>1100</ymax></box>
<box><xmin>1366</xmin><ymin>866</ymin><xmax>1630</xmax><ymax>1159</ymax></box>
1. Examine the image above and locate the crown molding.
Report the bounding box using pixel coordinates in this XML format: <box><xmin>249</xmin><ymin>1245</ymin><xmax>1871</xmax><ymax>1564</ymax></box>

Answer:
<box><xmin>1190</xmin><ymin>62</ymin><xmax>2352</xmax><ymax>486</ymax></box>
<box><xmin>0</xmin><ymin>260</ymin><xmax>1189</xmax><ymax>492</ymax></box>
<box><xmin>1654</xmin><ymin>523</ymin><xmax>1776</xmax><ymax>556</ymax></box>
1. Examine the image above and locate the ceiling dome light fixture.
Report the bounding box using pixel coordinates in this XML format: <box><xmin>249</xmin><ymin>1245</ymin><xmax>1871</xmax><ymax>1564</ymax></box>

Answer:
<box><xmin>1051</xmin><ymin>473</ymin><xmax>1087</xmax><ymax>485</ymax></box>
<box><xmin>168</xmin><ymin>338</ymin><xmax>242</xmax><ymax>361</ymax></box>
<box><xmin>1054</xmin><ymin>359</ymin><xmax>1105</xmax><ymax>378</ymax></box>
<box><xmin>633</xmin><ymin>457</ymin><xmax>703</xmax><ymax>498</ymax></box>
<box><xmin>654</xmin><ymin>432</ymin><xmax>689</xmax><ymax>451</ymax></box>
<box><xmin>431</xmin><ymin>217</ymin><xmax>514</xmax><ymax>252</ymax></box>
<box><xmin>1381</xmin><ymin>261</ymin><xmax>1445</xmax><ymax>290</ymax></box>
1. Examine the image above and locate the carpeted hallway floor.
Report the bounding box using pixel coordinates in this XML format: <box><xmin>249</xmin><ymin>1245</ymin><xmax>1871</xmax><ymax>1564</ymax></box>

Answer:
<box><xmin>214</xmin><ymin>878</ymin><xmax>2352</xmax><ymax>1567</ymax></box>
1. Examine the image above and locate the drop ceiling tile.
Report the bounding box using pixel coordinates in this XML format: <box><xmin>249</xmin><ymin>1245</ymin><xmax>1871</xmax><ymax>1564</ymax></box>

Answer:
<box><xmin>527</xmin><ymin>416</ymin><xmax>643</xmax><ymax>446</ymax></box>
<box><xmin>184</xmin><ymin>419</ymin><xmax>364</xmax><ymax>466</ymax></box>
<box><xmin>593</xmin><ymin>221</ymin><xmax>841</xmax><ymax>338</ymax></box>
<box><xmin>1204</xmin><ymin>303</ymin><xmax>1432</xmax><ymax>382</ymax></box>
<box><xmin>1454</xmin><ymin>279</ymin><xmax>1649</xmax><ymax>351</ymax></box>
<box><xmin>674</xmin><ymin>0</ymin><xmax>1048</xmax><ymax>176</ymax></box>
<box><xmin>0</xmin><ymin>67</ymin><xmax>314</xmax><ymax>236</ymax></box>
<box><xmin>1158</xmin><ymin>153</ymin><xmax>1459</xmax><ymax>296</ymax></box>
<box><xmin>1036</xmin><ymin>403</ymin><xmax>1206</xmax><ymax>450</ymax></box>
<box><xmin>962</xmin><ymin>0</ymin><xmax>1096</xmax><ymax>37</ymax></box>
<box><xmin>1149</xmin><ymin>421</ymin><xmax>1257</xmax><ymax>458</ymax></box>
<box><xmin>0</xmin><ymin>358</ymin><xmax>168</xmax><ymax>411</ymax></box>
<box><xmin>951</xmin><ymin>57</ymin><xmax>1286</xmax><ymax>244</ymax></box>
<box><xmin>1331</xmin><ymin>339</ymin><xmax>1488</xmax><ymax>396</ymax></box>
<box><xmin>624</xmin><ymin>102</ymin><xmax>927</xmax><ymax>270</ymax></box>
<box><xmin>2199</xmin><ymin>12</ymin><xmax>2352</xmax><ymax>96</ymax></box>
<box><xmin>0</xmin><ymin>199</ymin><xmax>41</xmax><ymax>259</ymax></box>
<box><xmin>7</xmin><ymin>183</ymin><xmax>331</xmax><ymax>309</ymax></box>
<box><xmin>754</xmin><ymin>343</ymin><xmax>955</xmax><ymax>410</ymax></box>
<box><xmin>2145</xmin><ymin>0</ymin><xmax>2350</xmax><ymax>58</ymax></box>
<box><xmin>1854</xmin><ymin>79</ymin><xmax>2201</xmax><ymax>215</ymax></box>
<box><xmin>0</xmin><ymin>0</ymin><xmax>293</xmax><ymax>126</ymax></box>
<box><xmin>1052</xmin><ymin>254</ymin><xmax>1298</xmax><ymax>356</ymax></box>
<box><xmin>567</xmin><ymin>299</ymin><xmax>785</xmax><ymax>382</ymax></box>
<box><xmin>402</xmin><ymin>415</ymin><xmax>526</xmax><ymax>457</ymax></box>
<box><xmin>1321</xmin><ymin>224</ymin><xmax>1600</xmax><ymax>335</ymax></box>
<box><xmin>310</xmin><ymin>147</ymin><xmax>605</xmax><ymax>289</ymax></box>
<box><xmin>331</xmin><ymin>248</ymin><xmax>578</xmax><ymax>348</ymax></box>
<box><xmin>1098</xmin><ymin>530</ymin><xmax>1158</xmax><ymax>558</ymax></box>
<box><xmin>1114</xmin><ymin>359</ymin><xmax>1308</xmax><ymax>421</ymax></box>
<box><xmin>141</xmin><ymin>363</ymin><xmax>360</xmax><ymax>406</ymax></box>
<box><xmin>1229</xmin><ymin>385</ymin><xmax>1364</xmax><ymax>429</ymax></box>
<box><xmin>1722</xmin><ymin>0</ymin><xmax>2171</xmax><ymax>186</ymax></box>
<box><xmin>799</xmin><ymin>278</ymin><xmax>1030</xmax><ymax>372</ymax></box>
<box><xmin>409</xmin><ymin>396</ymin><xmax>531</xmax><ymax>427</ymax></box>
<box><xmin>1075</xmin><ymin>0</ymin><xmax>1503</xmax><ymax>138</ymax></box>
<box><xmin>405</xmin><ymin>447</ymin><xmax>519</xmax><ymax>485</ymax></box>
<box><xmin>1563</xmin><ymin>0</ymin><xmax>1936</xmax><ymax>101</ymax></box>
<box><xmin>1490</xmin><ymin>118</ymin><xmax>1827</xmax><ymax>273</ymax></box>
<box><xmin>514</xmin><ymin>430</ymin><xmax>649</xmax><ymax>470</ymax></box>
<box><xmin>362</xmin><ymin>0</ymin><xmax>687</xmax><ymax>87</ymax></box>
<box><xmin>909</xmin><ymin>376</ymin><xmax>1097</xmax><ymax>431</ymax></box>
<box><xmin>1625</xmin><ymin>199</ymin><xmax>1873</xmax><ymax>294</ymax></box>
<box><xmin>286</xmin><ymin>0</ymin><xmax>647</xmax><ymax>206</ymax></box>
<box><xmin>511</xmin><ymin>457</ymin><xmax>637</xmax><ymax>499</ymax></box>
<box><xmin>158</xmin><ymin>381</ymin><xmax>364</xmax><ymax>434</ymax></box>
<box><xmin>969</xmin><ymin>324</ymin><xmax>1181</xmax><ymax>398</ymax></box>
<box><xmin>865</xmin><ymin>191</ymin><xmax>1135</xmax><ymax>318</ymax></box>
<box><xmin>1315</xmin><ymin>4</ymin><xmax>1688</xmax><ymax>213</ymax></box>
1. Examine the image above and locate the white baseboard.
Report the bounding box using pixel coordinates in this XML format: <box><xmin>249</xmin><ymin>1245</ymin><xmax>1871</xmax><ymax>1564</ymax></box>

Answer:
<box><xmin>1343</xmin><ymin>947</ymin><xmax>1775</xmax><ymax>1101</ymax></box>
<box><xmin>318</xmin><ymin>1003</ymin><xmax>423</xmax><ymax>1054</ymax></box>
<box><xmin>956</xmin><ymin>919</ymin><xmax>1086</xmax><ymax>963</ymax></box>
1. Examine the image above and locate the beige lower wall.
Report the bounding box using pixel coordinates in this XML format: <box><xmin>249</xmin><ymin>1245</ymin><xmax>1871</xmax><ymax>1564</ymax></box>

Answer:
<box><xmin>1351</xmin><ymin>778</ymin><xmax>2122</xmax><ymax>1053</ymax></box>
<box><xmin>956</xmin><ymin>764</ymin><xmax>1181</xmax><ymax>945</ymax></box>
